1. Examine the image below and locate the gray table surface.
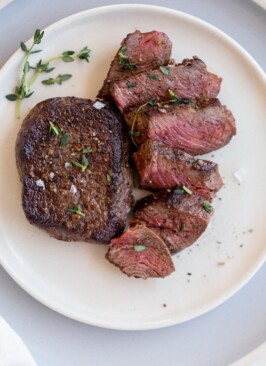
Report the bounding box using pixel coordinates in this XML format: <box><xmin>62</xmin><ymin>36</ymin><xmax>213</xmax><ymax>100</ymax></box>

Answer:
<box><xmin>0</xmin><ymin>1</ymin><xmax>265</xmax><ymax>365</ymax></box>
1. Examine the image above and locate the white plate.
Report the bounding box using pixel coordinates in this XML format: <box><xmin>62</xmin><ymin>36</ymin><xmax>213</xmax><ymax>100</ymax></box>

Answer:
<box><xmin>0</xmin><ymin>4</ymin><xmax>265</xmax><ymax>330</ymax></box>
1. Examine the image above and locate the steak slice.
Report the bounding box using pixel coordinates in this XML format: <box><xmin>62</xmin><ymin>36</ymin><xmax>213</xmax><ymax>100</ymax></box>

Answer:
<box><xmin>133</xmin><ymin>139</ymin><xmax>223</xmax><ymax>200</ymax></box>
<box><xmin>98</xmin><ymin>30</ymin><xmax>172</xmax><ymax>99</ymax></box>
<box><xmin>111</xmin><ymin>57</ymin><xmax>222</xmax><ymax>113</ymax></box>
<box><xmin>106</xmin><ymin>220</ymin><xmax>175</xmax><ymax>278</ymax></box>
<box><xmin>126</xmin><ymin>98</ymin><xmax>236</xmax><ymax>155</ymax></box>
<box><xmin>16</xmin><ymin>97</ymin><xmax>133</xmax><ymax>243</ymax></box>
<box><xmin>134</xmin><ymin>190</ymin><xmax>214</xmax><ymax>254</ymax></box>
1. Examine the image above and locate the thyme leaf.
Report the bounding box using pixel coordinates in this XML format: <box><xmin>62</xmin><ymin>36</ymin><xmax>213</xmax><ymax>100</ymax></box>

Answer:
<box><xmin>68</xmin><ymin>203</ymin><xmax>85</xmax><ymax>216</ymax></box>
<box><xmin>42</xmin><ymin>74</ymin><xmax>72</xmax><ymax>85</ymax></box>
<box><xmin>60</xmin><ymin>133</ymin><xmax>70</xmax><ymax>147</ymax></box>
<box><xmin>201</xmin><ymin>201</ymin><xmax>213</xmax><ymax>214</ymax></box>
<box><xmin>148</xmin><ymin>74</ymin><xmax>158</xmax><ymax>80</ymax></box>
<box><xmin>49</xmin><ymin>121</ymin><xmax>60</xmax><ymax>136</ymax></box>
<box><xmin>82</xmin><ymin>147</ymin><xmax>92</xmax><ymax>154</ymax></box>
<box><xmin>130</xmin><ymin>99</ymin><xmax>157</xmax><ymax>147</ymax></box>
<box><xmin>182</xmin><ymin>185</ymin><xmax>193</xmax><ymax>195</ymax></box>
<box><xmin>134</xmin><ymin>245</ymin><xmax>147</xmax><ymax>252</ymax></box>
<box><xmin>127</xmin><ymin>82</ymin><xmax>136</xmax><ymax>88</ymax></box>
<box><xmin>118</xmin><ymin>45</ymin><xmax>136</xmax><ymax>69</ymax></box>
<box><xmin>159</xmin><ymin>66</ymin><xmax>170</xmax><ymax>75</ymax></box>
<box><xmin>71</xmin><ymin>154</ymin><xmax>88</xmax><ymax>172</ymax></box>
<box><xmin>106</xmin><ymin>174</ymin><xmax>111</xmax><ymax>183</ymax></box>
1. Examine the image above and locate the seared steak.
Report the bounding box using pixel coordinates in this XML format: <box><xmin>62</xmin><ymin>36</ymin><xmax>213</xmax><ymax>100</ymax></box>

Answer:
<box><xmin>111</xmin><ymin>57</ymin><xmax>222</xmax><ymax>113</ymax></box>
<box><xmin>126</xmin><ymin>98</ymin><xmax>236</xmax><ymax>155</ymax></box>
<box><xmin>16</xmin><ymin>97</ymin><xmax>133</xmax><ymax>243</ymax></box>
<box><xmin>134</xmin><ymin>190</ymin><xmax>213</xmax><ymax>254</ymax></box>
<box><xmin>106</xmin><ymin>220</ymin><xmax>175</xmax><ymax>278</ymax></box>
<box><xmin>98</xmin><ymin>30</ymin><xmax>172</xmax><ymax>99</ymax></box>
<box><xmin>133</xmin><ymin>139</ymin><xmax>223</xmax><ymax>200</ymax></box>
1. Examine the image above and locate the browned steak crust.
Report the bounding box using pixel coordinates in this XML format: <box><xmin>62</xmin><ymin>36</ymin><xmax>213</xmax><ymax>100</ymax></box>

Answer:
<box><xmin>16</xmin><ymin>97</ymin><xmax>133</xmax><ymax>243</ymax></box>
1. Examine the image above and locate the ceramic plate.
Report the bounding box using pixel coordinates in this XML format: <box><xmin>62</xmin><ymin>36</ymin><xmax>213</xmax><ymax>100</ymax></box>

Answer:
<box><xmin>0</xmin><ymin>4</ymin><xmax>265</xmax><ymax>330</ymax></box>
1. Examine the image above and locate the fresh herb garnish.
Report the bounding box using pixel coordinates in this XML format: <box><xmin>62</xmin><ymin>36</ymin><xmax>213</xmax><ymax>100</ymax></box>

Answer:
<box><xmin>166</xmin><ymin>89</ymin><xmax>192</xmax><ymax>105</ymax></box>
<box><xmin>134</xmin><ymin>245</ymin><xmax>147</xmax><ymax>252</ymax></box>
<box><xmin>159</xmin><ymin>66</ymin><xmax>170</xmax><ymax>75</ymax></box>
<box><xmin>49</xmin><ymin>121</ymin><xmax>60</xmax><ymax>136</ymax></box>
<box><xmin>201</xmin><ymin>201</ymin><xmax>213</xmax><ymax>214</ymax></box>
<box><xmin>42</xmin><ymin>74</ymin><xmax>72</xmax><ymax>85</ymax></box>
<box><xmin>148</xmin><ymin>74</ymin><xmax>158</xmax><ymax>80</ymax></box>
<box><xmin>118</xmin><ymin>45</ymin><xmax>136</xmax><ymax>69</ymax></box>
<box><xmin>60</xmin><ymin>133</ymin><xmax>70</xmax><ymax>147</ymax></box>
<box><xmin>129</xmin><ymin>91</ymin><xmax>192</xmax><ymax>146</ymax></box>
<box><xmin>106</xmin><ymin>174</ymin><xmax>111</xmax><ymax>183</ymax></box>
<box><xmin>82</xmin><ymin>147</ymin><xmax>92</xmax><ymax>154</ymax></box>
<box><xmin>5</xmin><ymin>29</ymin><xmax>44</xmax><ymax>118</ymax></box>
<box><xmin>68</xmin><ymin>203</ymin><xmax>85</xmax><ymax>216</ymax></box>
<box><xmin>127</xmin><ymin>82</ymin><xmax>136</xmax><ymax>88</ymax></box>
<box><xmin>181</xmin><ymin>223</ymin><xmax>186</xmax><ymax>232</ymax></box>
<box><xmin>5</xmin><ymin>28</ymin><xmax>91</xmax><ymax>119</ymax></box>
<box><xmin>174</xmin><ymin>188</ymin><xmax>185</xmax><ymax>195</ymax></box>
<box><xmin>71</xmin><ymin>154</ymin><xmax>88</xmax><ymax>172</ymax></box>
<box><xmin>130</xmin><ymin>99</ymin><xmax>157</xmax><ymax>147</ymax></box>
<box><xmin>182</xmin><ymin>186</ymin><xmax>192</xmax><ymax>195</ymax></box>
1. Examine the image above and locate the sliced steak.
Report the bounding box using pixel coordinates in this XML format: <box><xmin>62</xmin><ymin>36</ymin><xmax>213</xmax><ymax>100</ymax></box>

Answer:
<box><xmin>133</xmin><ymin>139</ymin><xmax>223</xmax><ymax>200</ymax></box>
<box><xmin>16</xmin><ymin>97</ymin><xmax>133</xmax><ymax>243</ymax></box>
<box><xmin>106</xmin><ymin>220</ymin><xmax>175</xmax><ymax>278</ymax></box>
<box><xmin>134</xmin><ymin>190</ymin><xmax>213</xmax><ymax>254</ymax></box>
<box><xmin>126</xmin><ymin>98</ymin><xmax>236</xmax><ymax>155</ymax></box>
<box><xmin>98</xmin><ymin>30</ymin><xmax>172</xmax><ymax>99</ymax></box>
<box><xmin>111</xmin><ymin>57</ymin><xmax>222</xmax><ymax>113</ymax></box>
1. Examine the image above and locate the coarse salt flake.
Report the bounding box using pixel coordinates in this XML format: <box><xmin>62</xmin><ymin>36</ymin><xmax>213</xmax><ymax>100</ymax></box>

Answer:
<box><xmin>234</xmin><ymin>168</ymin><xmax>248</xmax><ymax>184</ymax></box>
<box><xmin>65</xmin><ymin>162</ymin><xmax>71</xmax><ymax>168</ymax></box>
<box><xmin>36</xmin><ymin>179</ymin><xmax>45</xmax><ymax>190</ymax></box>
<box><xmin>93</xmin><ymin>101</ymin><xmax>106</xmax><ymax>110</ymax></box>
<box><xmin>70</xmin><ymin>184</ymin><xmax>77</xmax><ymax>194</ymax></box>
<box><xmin>49</xmin><ymin>172</ymin><xmax>55</xmax><ymax>179</ymax></box>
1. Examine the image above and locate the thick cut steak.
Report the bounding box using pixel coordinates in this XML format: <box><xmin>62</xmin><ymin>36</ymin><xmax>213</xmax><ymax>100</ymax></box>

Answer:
<box><xmin>134</xmin><ymin>190</ymin><xmax>213</xmax><ymax>254</ymax></box>
<box><xmin>111</xmin><ymin>57</ymin><xmax>222</xmax><ymax>113</ymax></box>
<box><xmin>106</xmin><ymin>220</ymin><xmax>175</xmax><ymax>278</ymax></box>
<box><xmin>126</xmin><ymin>98</ymin><xmax>236</xmax><ymax>155</ymax></box>
<box><xmin>98</xmin><ymin>30</ymin><xmax>172</xmax><ymax>100</ymax></box>
<box><xmin>133</xmin><ymin>139</ymin><xmax>223</xmax><ymax>200</ymax></box>
<box><xmin>16</xmin><ymin>97</ymin><xmax>133</xmax><ymax>243</ymax></box>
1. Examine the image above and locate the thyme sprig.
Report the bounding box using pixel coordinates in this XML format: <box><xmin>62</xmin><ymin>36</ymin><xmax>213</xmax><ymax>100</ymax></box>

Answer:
<box><xmin>118</xmin><ymin>45</ymin><xmax>136</xmax><ymax>70</ymax></box>
<box><xmin>42</xmin><ymin>74</ymin><xmax>72</xmax><ymax>85</ymax></box>
<box><xmin>5</xmin><ymin>29</ymin><xmax>91</xmax><ymax>119</ymax></box>
<box><xmin>68</xmin><ymin>203</ymin><xmax>85</xmax><ymax>216</ymax></box>
<box><xmin>130</xmin><ymin>89</ymin><xmax>192</xmax><ymax>147</ymax></box>
<box><xmin>6</xmin><ymin>29</ymin><xmax>44</xmax><ymax>118</ymax></box>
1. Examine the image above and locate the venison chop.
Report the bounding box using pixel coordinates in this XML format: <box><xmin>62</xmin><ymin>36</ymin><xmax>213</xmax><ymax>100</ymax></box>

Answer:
<box><xmin>106</xmin><ymin>220</ymin><xmax>175</xmax><ymax>278</ymax></box>
<box><xmin>98</xmin><ymin>30</ymin><xmax>172</xmax><ymax>100</ymax></box>
<box><xmin>134</xmin><ymin>190</ymin><xmax>213</xmax><ymax>254</ymax></box>
<box><xmin>126</xmin><ymin>98</ymin><xmax>236</xmax><ymax>155</ymax></box>
<box><xmin>111</xmin><ymin>57</ymin><xmax>222</xmax><ymax>113</ymax></box>
<box><xmin>133</xmin><ymin>139</ymin><xmax>223</xmax><ymax>200</ymax></box>
<box><xmin>16</xmin><ymin>97</ymin><xmax>133</xmax><ymax>243</ymax></box>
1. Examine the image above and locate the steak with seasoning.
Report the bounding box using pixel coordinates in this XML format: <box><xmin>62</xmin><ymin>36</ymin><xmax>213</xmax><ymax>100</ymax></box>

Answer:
<box><xmin>133</xmin><ymin>139</ymin><xmax>223</xmax><ymax>200</ymax></box>
<box><xmin>134</xmin><ymin>190</ymin><xmax>214</xmax><ymax>254</ymax></box>
<box><xmin>16</xmin><ymin>97</ymin><xmax>133</xmax><ymax>243</ymax></box>
<box><xmin>98</xmin><ymin>30</ymin><xmax>172</xmax><ymax>100</ymax></box>
<box><xmin>111</xmin><ymin>57</ymin><xmax>222</xmax><ymax>113</ymax></box>
<box><xmin>106</xmin><ymin>220</ymin><xmax>175</xmax><ymax>278</ymax></box>
<box><xmin>126</xmin><ymin>98</ymin><xmax>236</xmax><ymax>155</ymax></box>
